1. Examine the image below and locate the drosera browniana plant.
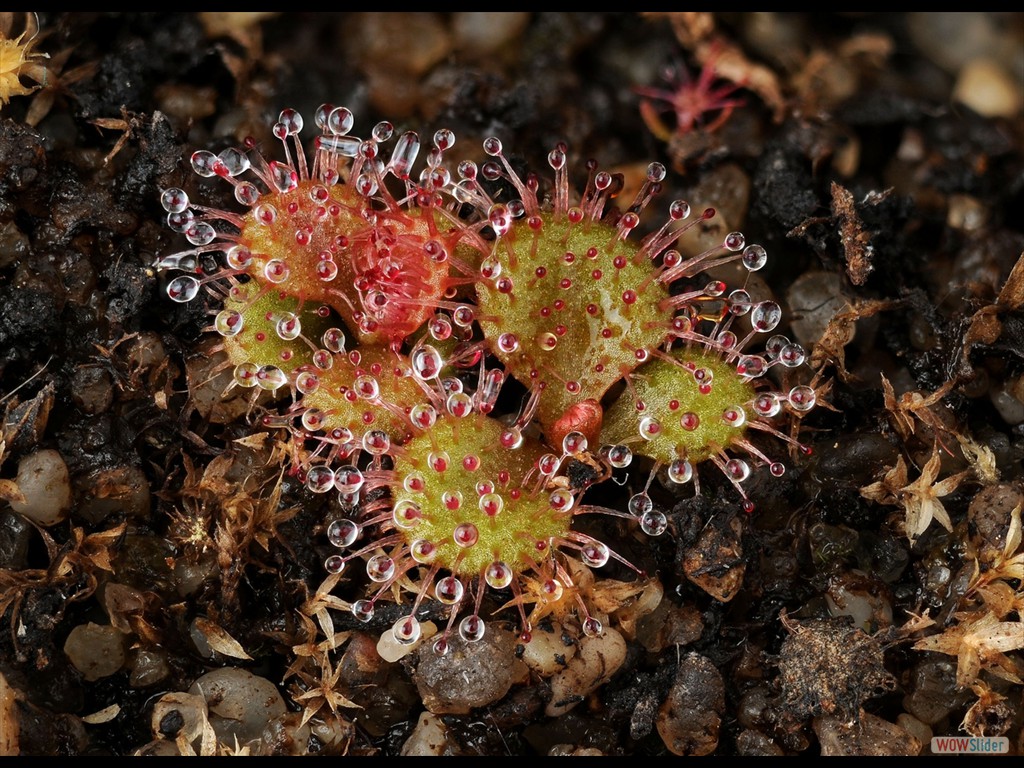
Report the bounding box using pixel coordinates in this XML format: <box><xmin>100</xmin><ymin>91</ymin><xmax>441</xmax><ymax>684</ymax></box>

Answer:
<box><xmin>157</xmin><ymin>106</ymin><xmax>818</xmax><ymax>651</ymax></box>
<box><xmin>600</xmin><ymin>331</ymin><xmax>816</xmax><ymax>514</ymax></box>
<box><xmin>204</xmin><ymin>278</ymin><xmax>338</xmax><ymax>395</ymax></box>
<box><xmin>454</xmin><ymin>137</ymin><xmax>769</xmax><ymax>447</ymax></box>
<box><xmin>634</xmin><ymin>41</ymin><xmax>747</xmax><ymax>142</ymax></box>
<box><xmin>453</xmin><ymin>134</ymin><xmax>816</xmax><ymax>514</ymax></box>
<box><xmin>158</xmin><ymin>105</ymin><xmax>477</xmax><ymax>351</ymax></box>
<box><xmin>317</xmin><ymin>349</ymin><xmax>642</xmax><ymax>652</ymax></box>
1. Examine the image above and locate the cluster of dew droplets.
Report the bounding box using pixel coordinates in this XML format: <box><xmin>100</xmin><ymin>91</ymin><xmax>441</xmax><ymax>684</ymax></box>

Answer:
<box><xmin>155</xmin><ymin>113</ymin><xmax>312</xmax><ymax>306</ymax></box>
<box><xmin>708</xmin><ymin>294</ymin><xmax>819</xmax><ymax>497</ymax></box>
<box><xmin>595</xmin><ymin>443</ymin><xmax>669</xmax><ymax>538</ymax></box>
<box><xmin>157</xmin><ymin>186</ymin><xmax>208</xmax><ymax>304</ymax></box>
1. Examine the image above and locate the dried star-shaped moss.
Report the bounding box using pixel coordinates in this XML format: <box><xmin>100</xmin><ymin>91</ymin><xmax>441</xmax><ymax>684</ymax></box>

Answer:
<box><xmin>0</xmin><ymin>13</ymin><xmax>49</xmax><ymax>107</ymax></box>
<box><xmin>860</xmin><ymin>443</ymin><xmax>970</xmax><ymax>543</ymax></box>
<box><xmin>913</xmin><ymin>611</ymin><xmax>1024</xmax><ymax>688</ymax></box>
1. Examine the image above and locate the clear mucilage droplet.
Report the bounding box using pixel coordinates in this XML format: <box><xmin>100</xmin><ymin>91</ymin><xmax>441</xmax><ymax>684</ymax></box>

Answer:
<box><xmin>392</xmin><ymin>615</ymin><xmax>422</xmax><ymax>645</ymax></box>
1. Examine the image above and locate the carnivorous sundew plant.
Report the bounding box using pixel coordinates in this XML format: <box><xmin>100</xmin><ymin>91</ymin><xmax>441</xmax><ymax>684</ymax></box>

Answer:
<box><xmin>157</xmin><ymin>106</ymin><xmax>818</xmax><ymax>652</ymax></box>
